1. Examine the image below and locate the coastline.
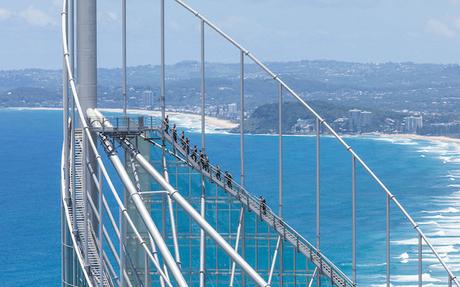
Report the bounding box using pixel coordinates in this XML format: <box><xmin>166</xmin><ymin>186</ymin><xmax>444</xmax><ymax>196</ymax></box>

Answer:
<box><xmin>1</xmin><ymin>107</ymin><xmax>459</xmax><ymax>146</ymax></box>
<box><xmin>99</xmin><ymin>108</ymin><xmax>238</xmax><ymax>130</ymax></box>
<box><xmin>1</xmin><ymin>106</ymin><xmax>238</xmax><ymax>130</ymax></box>
<box><xmin>374</xmin><ymin>133</ymin><xmax>460</xmax><ymax>146</ymax></box>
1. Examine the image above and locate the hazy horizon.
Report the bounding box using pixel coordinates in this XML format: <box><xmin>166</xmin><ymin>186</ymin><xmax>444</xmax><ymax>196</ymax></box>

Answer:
<box><xmin>3</xmin><ymin>58</ymin><xmax>460</xmax><ymax>72</ymax></box>
<box><xmin>2</xmin><ymin>0</ymin><xmax>460</xmax><ymax>69</ymax></box>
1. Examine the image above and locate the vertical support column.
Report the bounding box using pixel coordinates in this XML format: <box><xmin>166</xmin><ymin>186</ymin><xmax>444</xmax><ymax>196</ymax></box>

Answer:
<box><xmin>62</xmin><ymin>15</ymin><xmax>71</xmax><ymax>286</ymax></box>
<box><xmin>160</xmin><ymin>0</ymin><xmax>165</xmax><ymax>122</ymax></box>
<box><xmin>418</xmin><ymin>234</ymin><xmax>422</xmax><ymax>287</ymax></box>
<box><xmin>316</xmin><ymin>118</ymin><xmax>321</xmax><ymax>287</ymax></box>
<box><xmin>200</xmin><ymin>20</ymin><xmax>205</xmax><ymax>154</ymax></box>
<box><xmin>229</xmin><ymin>207</ymin><xmax>245</xmax><ymax>287</ymax></box>
<box><xmin>278</xmin><ymin>83</ymin><xmax>284</xmax><ymax>286</ymax></box>
<box><xmin>352</xmin><ymin>156</ymin><xmax>357</xmax><ymax>284</ymax></box>
<box><xmin>120</xmin><ymin>207</ymin><xmax>125</xmax><ymax>287</ymax></box>
<box><xmin>240</xmin><ymin>50</ymin><xmax>246</xmax><ymax>287</ymax></box>
<box><xmin>61</xmin><ymin>202</ymin><xmax>67</xmax><ymax>287</ymax></box>
<box><xmin>120</xmin><ymin>1</ymin><xmax>127</xmax><ymax>284</ymax></box>
<box><xmin>76</xmin><ymin>0</ymin><xmax>97</xmax><ymax>114</ymax></box>
<box><xmin>386</xmin><ymin>194</ymin><xmax>391</xmax><ymax>287</ymax></box>
<box><xmin>122</xmin><ymin>0</ymin><xmax>127</xmax><ymax>115</ymax></box>
<box><xmin>240</xmin><ymin>52</ymin><xmax>245</xmax><ymax>187</ymax></box>
<box><xmin>97</xmin><ymin>166</ymin><xmax>103</xmax><ymax>287</ymax></box>
<box><xmin>199</xmin><ymin>19</ymin><xmax>206</xmax><ymax>287</ymax></box>
<box><xmin>76</xmin><ymin>0</ymin><xmax>97</xmax><ymax>275</ymax></box>
<box><xmin>68</xmin><ymin>1</ymin><xmax>77</xmax><ymax>282</ymax></box>
<box><xmin>61</xmin><ymin>14</ymin><xmax>69</xmax><ymax>279</ymax></box>
<box><xmin>278</xmin><ymin>84</ymin><xmax>283</xmax><ymax>218</ymax></box>
<box><xmin>63</xmin><ymin>51</ymin><xmax>70</xmax><ymax>204</ymax></box>
<box><xmin>159</xmin><ymin>2</ymin><xmax>168</xmax><ymax>283</ymax></box>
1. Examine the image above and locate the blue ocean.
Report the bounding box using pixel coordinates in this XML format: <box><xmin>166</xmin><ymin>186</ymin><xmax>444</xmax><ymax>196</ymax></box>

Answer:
<box><xmin>1</xmin><ymin>109</ymin><xmax>460</xmax><ymax>286</ymax></box>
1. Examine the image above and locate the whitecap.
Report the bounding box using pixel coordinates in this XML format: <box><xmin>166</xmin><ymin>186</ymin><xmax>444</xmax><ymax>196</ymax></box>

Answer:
<box><xmin>391</xmin><ymin>273</ymin><xmax>441</xmax><ymax>283</ymax></box>
<box><xmin>422</xmin><ymin>207</ymin><xmax>460</xmax><ymax>213</ymax></box>
<box><xmin>398</xmin><ymin>252</ymin><xmax>409</xmax><ymax>263</ymax></box>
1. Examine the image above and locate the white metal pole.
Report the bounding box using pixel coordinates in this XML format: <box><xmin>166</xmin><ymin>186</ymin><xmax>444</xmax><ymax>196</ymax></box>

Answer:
<box><xmin>101</xmin><ymin>137</ymin><xmax>188</xmax><ymax>287</ymax></box>
<box><xmin>148</xmin><ymin>2</ymin><xmax>460</xmax><ymax>285</ymax></box>
<box><xmin>418</xmin><ymin>234</ymin><xmax>422</xmax><ymax>287</ymax></box>
<box><xmin>122</xmin><ymin>0</ymin><xmax>127</xmax><ymax>115</ymax></box>
<box><xmin>98</xmin><ymin>166</ymin><xmax>103</xmax><ymax>287</ymax></box>
<box><xmin>316</xmin><ymin>118</ymin><xmax>321</xmax><ymax>287</ymax></box>
<box><xmin>68</xmin><ymin>1</ymin><xmax>77</xmax><ymax>282</ymax></box>
<box><xmin>268</xmin><ymin>236</ymin><xmax>282</xmax><ymax>285</ymax></box>
<box><xmin>240</xmin><ymin>51</ymin><xmax>245</xmax><ymax>186</ymax></box>
<box><xmin>229</xmin><ymin>207</ymin><xmax>244</xmax><ymax>287</ymax></box>
<box><xmin>119</xmin><ymin>208</ymin><xmax>125</xmax><ymax>287</ymax></box>
<box><xmin>278</xmin><ymin>83</ymin><xmax>284</xmax><ymax>286</ymax></box>
<box><xmin>199</xmin><ymin>18</ymin><xmax>206</xmax><ymax>287</ymax></box>
<box><xmin>240</xmin><ymin>49</ymin><xmax>246</xmax><ymax>287</ymax></box>
<box><xmin>123</xmin><ymin>141</ymin><xmax>269</xmax><ymax>287</ymax></box>
<box><xmin>164</xmin><ymin>160</ymin><xmax>182</xmax><ymax>268</ymax></box>
<box><xmin>352</xmin><ymin>156</ymin><xmax>356</xmax><ymax>284</ymax></box>
<box><xmin>386</xmin><ymin>195</ymin><xmax>390</xmax><ymax>287</ymax></box>
<box><xmin>160</xmin><ymin>0</ymin><xmax>165</xmax><ymax>122</ymax></box>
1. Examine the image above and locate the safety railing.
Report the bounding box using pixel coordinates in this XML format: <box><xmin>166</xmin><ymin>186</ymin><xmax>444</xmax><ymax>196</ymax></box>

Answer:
<box><xmin>88</xmin><ymin>116</ymin><xmax>159</xmax><ymax>134</ymax></box>
<box><xmin>143</xmin><ymin>128</ymin><xmax>354</xmax><ymax>287</ymax></box>
<box><xmin>61</xmin><ymin>0</ymin><xmax>181</xmax><ymax>285</ymax></box>
<box><xmin>169</xmin><ymin>0</ymin><xmax>460</xmax><ymax>285</ymax></box>
<box><xmin>60</xmin><ymin>0</ymin><xmax>460</xmax><ymax>284</ymax></box>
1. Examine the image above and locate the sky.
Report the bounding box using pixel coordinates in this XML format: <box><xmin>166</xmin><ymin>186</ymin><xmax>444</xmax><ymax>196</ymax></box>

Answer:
<box><xmin>1</xmin><ymin>0</ymin><xmax>460</xmax><ymax>69</ymax></box>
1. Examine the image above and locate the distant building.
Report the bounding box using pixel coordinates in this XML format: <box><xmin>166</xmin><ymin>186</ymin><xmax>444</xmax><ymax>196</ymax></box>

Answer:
<box><xmin>360</xmin><ymin>111</ymin><xmax>373</xmax><ymax>131</ymax></box>
<box><xmin>228</xmin><ymin>103</ymin><xmax>238</xmax><ymax>114</ymax></box>
<box><xmin>404</xmin><ymin>115</ymin><xmax>423</xmax><ymax>133</ymax></box>
<box><xmin>349</xmin><ymin>109</ymin><xmax>373</xmax><ymax>132</ymax></box>
<box><xmin>293</xmin><ymin>118</ymin><xmax>315</xmax><ymax>134</ymax></box>
<box><xmin>349</xmin><ymin>109</ymin><xmax>361</xmax><ymax>132</ymax></box>
<box><xmin>142</xmin><ymin>90</ymin><xmax>154</xmax><ymax>109</ymax></box>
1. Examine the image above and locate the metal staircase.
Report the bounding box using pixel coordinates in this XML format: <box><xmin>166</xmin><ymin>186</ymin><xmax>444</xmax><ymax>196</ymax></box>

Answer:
<box><xmin>69</xmin><ymin>128</ymin><xmax>112</xmax><ymax>287</ymax></box>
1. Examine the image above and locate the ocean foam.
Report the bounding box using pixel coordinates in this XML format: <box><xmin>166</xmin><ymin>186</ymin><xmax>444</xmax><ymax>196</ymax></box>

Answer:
<box><xmin>398</xmin><ymin>252</ymin><xmax>409</xmax><ymax>263</ymax></box>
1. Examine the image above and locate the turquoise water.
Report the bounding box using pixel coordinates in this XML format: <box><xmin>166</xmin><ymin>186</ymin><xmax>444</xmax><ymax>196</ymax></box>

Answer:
<box><xmin>1</xmin><ymin>109</ymin><xmax>460</xmax><ymax>286</ymax></box>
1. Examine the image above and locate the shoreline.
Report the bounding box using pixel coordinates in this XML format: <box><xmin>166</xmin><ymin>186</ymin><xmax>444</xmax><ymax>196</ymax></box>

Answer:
<box><xmin>2</xmin><ymin>107</ymin><xmax>459</xmax><ymax>146</ymax></box>
<box><xmin>1</xmin><ymin>106</ymin><xmax>238</xmax><ymax>130</ymax></box>
<box><xmin>372</xmin><ymin>133</ymin><xmax>460</xmax><ymax>146</ymax></box>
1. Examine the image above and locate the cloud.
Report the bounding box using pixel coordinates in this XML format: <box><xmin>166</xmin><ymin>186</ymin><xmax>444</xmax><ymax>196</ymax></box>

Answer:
<box><xmin>0</xmin><ymin>8</ymin><xmax>13</xmax><ymax>20</ymax></box>
<box><xmin>19</xmin><ymin>6</ymin><xmax>55</xmax><ymax>27</ymax></box>
<box><xmin>426</xmin><ymin>18</ymin><xmax>456</xmax><ymax>38</ymax></box>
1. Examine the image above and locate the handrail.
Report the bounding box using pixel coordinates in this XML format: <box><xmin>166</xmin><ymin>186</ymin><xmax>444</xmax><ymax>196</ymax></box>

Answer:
<box><xmin>172</xmin><ymin>1</ymin><xmax>460</xmax><ymax>284</ymax></box>
<box><xmin>60</xmin><ymin>1</ymin><xmax>179</xmax><ymax>286</ymax></box>
<box><xmin>61</xmin><ymin>0</ymin><xmax>459</xmax><ymax>283</ymax></box>
<box><xmin>146</xmin><ymin>129</ymin><xmax>353</xmax><ymax>287</ymax></box>
<box><xmin>60</xmin><ymin>141</ymin><xmax>94</xmax><ymax>287</ymax></box>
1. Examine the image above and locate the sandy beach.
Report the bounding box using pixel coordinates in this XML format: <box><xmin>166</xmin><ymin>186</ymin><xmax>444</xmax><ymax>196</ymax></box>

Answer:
<box><xmin>376</xmin><ymin>133</ymin><xmax>460</xmax><ymax>146</ymax></box>
<box><xmin>2</xmin><ymin>106</ymin><xmax>238</xmax><ymax>131</ymax></box>
<box><xmin>99</xmin><ymin>108</ymin><xmax>238</xmax><ymax>130</ymax></box>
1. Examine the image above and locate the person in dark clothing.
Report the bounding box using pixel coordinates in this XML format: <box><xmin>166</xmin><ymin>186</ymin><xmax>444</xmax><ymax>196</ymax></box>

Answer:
<box><xmin>259</xmin><ymin>196</ymin><xmax>267</xmax><ymax>215</ymax></box>
<box><xmin>204</xmin><ymin>155</ymin><xmax>210</xmax><ymax>172</ymax></box>
<box><xmin>199</xmin><ymin>150</ymin><xmax>205</xmax><ymax>169</ymax></box>
<box><xmin>180</xmin><ymin>131</ymin><xmax>185</xmax><ymax>144</ymax></box>
<box><xmin>172</xmin><ymin>124</ymin><xmax>177</xmax><ymax>142</ymax></box>
<box><xmin>224</xmin><ymin>171</ymin><xmax>233</xmax><ymax>189</ymax></box>
<box><xmin>163</xmin><ymin>115</ymin><xmax>170</xmax><ymax>134</ymax></box>
<box><xmin>185</xmin><ymin>138</ymin><xmax>190</xmax><ymax>155</ymax></box>
<box><xmin>216</xmin><ymin>165</ymin><xmax>221</xmax><ymax>181</ymax></box>
<box><xmin>191</xmin><ymin>145</ymin><xmax>198</xmax><ymax>161</ymax></box>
